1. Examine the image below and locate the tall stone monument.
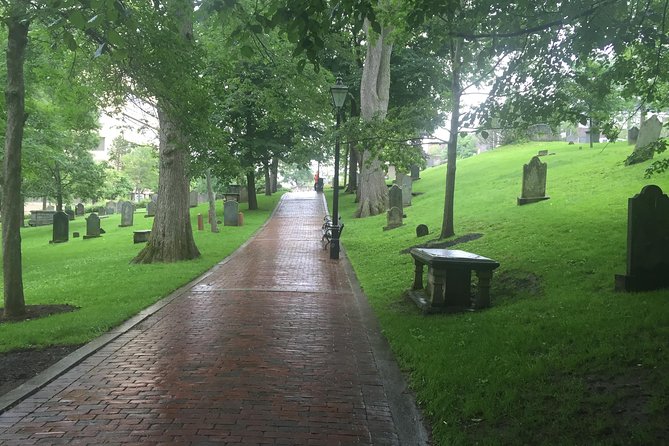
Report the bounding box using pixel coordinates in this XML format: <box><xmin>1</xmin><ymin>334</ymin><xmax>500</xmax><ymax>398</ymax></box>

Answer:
<box><xmin>224</xmin><ymin>200</ymin><xmax>239</xmax><ymax>226</ymax></box>
<box><xmin>397</xmin><ymin>173</ymin><xmax>413</xmax><ymax>207</ymax></box>
<box><xmin>119</xmin><ymin>201</ymin><xmax>134</xmax><ymax>227</ymax></box>
<box><xmin>388</xmin><ymin>184</ymin><xmax>403</xmax><ymax>216</ymax></box>
<box><xmin>517</xmin><ymin>156</ymin><xmax>550</xmax><ymax>205</ymax></box>
<box><xmin>615</xmin><ymin>185</ymin><xmax>669</xmax><ymax>292</ymax></box>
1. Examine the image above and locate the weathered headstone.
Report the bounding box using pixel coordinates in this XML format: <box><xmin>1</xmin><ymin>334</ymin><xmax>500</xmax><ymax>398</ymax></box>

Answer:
<box><xmin>387</xmin><ymin>165</ymin><xmax>397</xmax><ymax>181</ymax></box>
<box><xmin>119</xmin><ymin>201</ymin><xmax>134</xmax><ymax>227</ymax></box>
<box><xmin>51</xmin><ymin>211</ymin><xmax>69</xmax><ymax>243</ymax></box>
<box><xmin>145</xmin><ymin>200</ymin><xmax>156</xmax><ymax>217</ymax></box>
<box><xmin>189</xmin><ymin>190</ymin><xmax>198</xmax><ymax>208</ymax></box>
<box><xmin>83</xmin><ymin>213</ymin><xmax>101</xmax><ymax>239</ymax></box>
<box><xmin>65</xmin><ymin>209</ymin><xmax>75</xmax><ymax>221</ymax></box>
<box><xmin>106</xmin><ymin>206</ymin><xmax>115</xmax><ymax>215</ymax></box>
<box><xmin>29</xmin><ymin>210</ymin><xmax>56</xmax><ymax>227</ymax></box>
<box><xmin>410</xmin><ymin>164</ymin><xmax>420</xmax><ymax>181</ymax></box>
<box><xmin>106</xmin><ymin>201</ymin><xmax>116</xmax><ymax>214</ymax></box>
<box><xmin>537</xmin><ymin>149</ymin><xmax>548</xmax><ymax>156</ymax></box>
<box><xmin>151</xmin><ymin>194</ymin><xmax>158</xmax><ymax>203</ymax></box>
<box><xmin>98</xmin><ymin>207</ymin><xmax>107</xmax><ymax>216</ymax></box>
<box><xmin>627</xmin><ymin>115</ymin><xmax>662</xmax><ymax>165</ymax></box>
<box><xmin>615</xmin><ymin>185</ymin><xmax>669</xmax><ymax>292</ymax></box>
<box><xmin>239</xmin><ymin>186</ymin><xmax>248</xmax><ymax>203</ymax></box>
<box><xmin>75</xmin><ymin>203</ymin><xmax>85</xmax><ymax>216</ymax></box>
<box><xmin>224</xmin><ymin>200</ymin><xmax>239</xmax><ymax>226</ymax></box>
<box><xmin>115</xmin><ymin>201</ymin><xmax>124</xmax><ymax>213</ymax></box>
<box><xmin>388</xmin><ymin>184</ymin><xmax>403</xmax><ymax>216</ymax></box>
<box><xmin>517</xmin><ymin>156</ymin><xmax>550</xmax><ymax>205</ymax></box>
<box><xmin>416</xmin><ymin>224</ymin><xmax>429</xmax><ymax>237</ymax></box>
<box><xmin>383</xmin><ymin>207</ymin><xmax>403</xmax><ymax>231</ymax></box>
<box><xmin>627</xmin><ymin>126</ymin><xmax>639</xmax><ymax>145</ymax></box>
<box><xmin>397</xmin><ymin>173</ymin><xmax>412</xmax><ymax>207</ymax></box>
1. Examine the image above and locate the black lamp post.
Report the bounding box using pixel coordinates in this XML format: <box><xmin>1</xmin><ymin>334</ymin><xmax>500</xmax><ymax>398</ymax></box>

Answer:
<box><xmin>329</xmin><ymin>77</ymin><xmax>348</xmax><ymax>260</ymax></box>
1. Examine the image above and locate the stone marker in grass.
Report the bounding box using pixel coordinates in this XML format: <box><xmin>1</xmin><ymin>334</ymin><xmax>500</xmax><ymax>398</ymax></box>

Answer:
<box><xmin>517</xmin><ymin>156</ymin><xmax>550</xmax><ymax>205</ymax></box>
<box><xmin>627</xmin><ymin>126</ymin><xmax>639</xmax><ymax>145</ymax></box>
<box><xmin>626</xmin><ymin>115</ymin><xmax>662</xmax><ymax>165</ymax></box>
<box><xmin>65</xmin><ymin>209</ymin><xmax>75</xmax><ymax>221</ymax></box>
<box><xmin>51</xmin><ymin>211</ymin><xmax>69</xmax><ymax>243</ymax></box>
<box><xmin>416</xmin><ymin>224</ymin><xmax>429</xmax><ymax>237</ymax></box>
<box><xmin>224</xmin><ymin>200</ymin><xmax>239</xmax><ymax>226</ymax></box>
<box><xmin>75</xmin><ymin>203</ymin><xmax>85</xmax><ymax>216</ymax></box>
<box><xmin>83</xmin><ymin>213</ymin><xmax>102</xmax><ymax>239</ymax></box>
<box><xmin>119</xmin><ymin>201</ymin><xmax>134</xmax><ymax>227</ymax></box>
<box><xmin>397</xmin><ymin>172</ymin><xmax>412</xmax><ymax>207</ymax></box>
<box><xmin>388</xmin><ymin>184</ymin><xmax>403</xmax><ymax>216</ymax></box>
<box><xmin>189</xmin><ymin>190</ymin><xmax>198</xmax><ymax>208</ymax></box>
<box><xmin>384</xmin><ymin>207</ymin><xmax>403</xmax><ymax>231</ymax></box>
<box><xmin>146</xmin><ymin>200</ymin><xmax>156</xmax><ymax>217</ymax></box>
<box><xmin>106</xmin><ymin>201</ymin><xmax>115</xmax><ymax>214</ymax></box>
<box><xmin>410</xmin><ymin>164</ymin><xmax>420</xmax><ymax>181</ymax></box>
<box><xmin>615</xmin><ymin>185</ymin><xmax>669</xmax><ymax>292</ymax></box>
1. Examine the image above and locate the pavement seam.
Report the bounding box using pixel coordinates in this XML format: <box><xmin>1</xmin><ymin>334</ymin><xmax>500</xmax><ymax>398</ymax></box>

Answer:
<box><xmin>0</xmin><ymin>195</ymin><xmax>286</xmax><ymax>416</ymax></box>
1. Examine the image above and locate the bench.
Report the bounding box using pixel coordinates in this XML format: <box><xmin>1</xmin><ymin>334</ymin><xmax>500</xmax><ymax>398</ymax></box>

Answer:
<box><xmin>321</xmin><ymin>216</ymin><xmax>344</xmax><ymax>249</ymax></box>
<box><xmin>408</xmin><ymin>248</ymin><xmax>500</xmax><ymax>313</ymax></box>
<box><xmin>133</xmin><ymin>229</ymin><xmax>151</xmax><ymax>244</ymax></box>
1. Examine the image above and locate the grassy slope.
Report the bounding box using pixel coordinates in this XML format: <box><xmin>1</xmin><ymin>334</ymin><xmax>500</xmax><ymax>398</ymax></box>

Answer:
<box><xmin>0</xmin><ymin>193</ymin><xmax>283</xmax><ymax>352</ymax></box>
<box><xmin>338</xmin><ymin>142</ymin><xmax>669</xmax><ymax>445</ymax></box>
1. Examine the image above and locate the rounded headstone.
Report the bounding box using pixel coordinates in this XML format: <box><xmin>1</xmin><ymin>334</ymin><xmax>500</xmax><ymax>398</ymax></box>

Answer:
<box><xmin>416</xmin><ymin>224</ymin><xmax>429</xmax><ymax>238</ymax></box>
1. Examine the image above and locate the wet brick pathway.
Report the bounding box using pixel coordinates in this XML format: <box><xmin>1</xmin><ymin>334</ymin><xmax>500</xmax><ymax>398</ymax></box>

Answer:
<box><xmin>0</xmin><ymin>192</ymin><xmax>406</xmax><ymax>445</ymax></box>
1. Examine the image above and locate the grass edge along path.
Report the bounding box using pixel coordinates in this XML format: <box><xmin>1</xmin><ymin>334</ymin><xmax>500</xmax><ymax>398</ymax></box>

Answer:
<box><xmin>0</xmin><ymin>192</ymin><xmax>284</xmax><ymax>353</ymax></box>
<box><xmin>337</xmin><ymin>142</ymin><xmax>669</xmax><ymax>445</ymax></box>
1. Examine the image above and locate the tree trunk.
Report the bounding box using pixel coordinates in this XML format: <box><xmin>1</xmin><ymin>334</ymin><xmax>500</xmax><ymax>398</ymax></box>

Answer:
<box><xmin>55</xmin><ymin>165</ymin><xmax>63</xmax><ymax>211</ymax></box>
<box><xmin>346</xmin><ymin>143</ymin><xmax>358</xmax><ymax>194</ymax></box>
<box><xmin>355</xmin><ymin>20</ymin><xmax>392</xmax><ymax>218</ymax></box>
<box><xmin>132</xmin><ymin>0</ymin><xmax>200</xmax><ymax>263</ymax></box>
<box><xmin>132</xmin><ymin>102</ymin><xmax>200</xmax><ymax>263</ymax></box>
<box><xmin>246</xmin><ymin>171</ymin><xmax>258</xmax><ymax>210</ymax></box>
<box><xmin>206</xmin><ymin>168</ymin><xmax>219</xmax><ymax>233</ymax></box>
<box><xmin>42</xmin><ymin>196</ymin><xmax>47</xmax><ymax>210</ymax></box>
<box><xmin>2</xmin><ymin>8</ymin><xmax>29</xmax><ymax>318</ymax></box>
<box><xmin>263</xmin><ymin>160</ymin><xmax>271</xmax><ymax>196</ymax></box>
<box><xmin>270</xmin><ymin>156</ymin><xmax>279</xmax><ymax>193</ymax></box>
<box><xmin>440</xmin><ymin>39</ymin><xmax>462</xmax><ymax>240</ymax></box>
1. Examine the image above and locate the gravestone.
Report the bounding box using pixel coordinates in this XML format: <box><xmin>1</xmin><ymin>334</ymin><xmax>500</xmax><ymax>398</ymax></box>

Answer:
<box><xmin>146</xmin><ymin>200</ymin><xmax>156</xmax><ymax>217</ymax></box>
<box><xmin>537</xmin><ymin>149</ymin><xmax>548</xmax><ymax>156</ymax></box>
<box><xmin>83</xmin><ymin>213</ymin><xmax>102</xmax><ymax>239</ymax></box>
<box><xmin>116</xmin><ymin>201</ymin><xmax>124</xmax><ymax>213</ymax></box>
<box><xmin>224</xmin><ymin>200</ymin><xmax>239</xmax><ymax>226</ymax></box>
<box><xmin>75</xmin><ymin>203</ymin><xmax>85</xmax><ymax>216</ymax></box>
<box><xmin>106</xmin><ymin>206</ymin><xmax>115</xmax><ymax>215</ymax></box>
<box><xmin>239</xmin><ymin>186</ymin><xmax>248</xmax><ymax>203</ymax></box>
<box><xmin>615</xmin><ymin>185</ymin><xmax>669</xmax><ymax>292</ymax></box>
<box><xmin>388</xmin><ymin>184</ymin><xmax>403</xmax><ymax>216</ymax></box>
<box><xmin>416</xmin><ymin>224</ymin><xmax>429</xmax><ymax>237</ymax></box>
<box><xmin>106</xmin><ymin>201</ymin><xmax>116</xmax><ymax>214</ymax></box>
<box><xmin>627</xmin><ymin>126</ymin><xmax>639</xmax><ymax>145</ymax></box>
<box><xmin>397</xmin><ymin>173</ymin><xmax>412</xmax><ymax>207</ymax></box>
<box><xmin>410</xmin><ymin>164</ymin><xmax>420</xmax><ymax>181</ymax></box>
<box><xmin>29</xmin><ymin>210</ymin><xmax>56</xmax><ymax>227</ymax></box>
<box><xmin>627</xmin><ymin>115</ymin><xmax>662</xmax><ymax>165</ymax></box>
<box><xmin>151</xmin><ymin>194</ymin><xmax>158</xmax><ymax>203</ymax></box>
<box><xmin>98</xmin><ymin>207</ymin><xmax>107</xmax><ymax>216</ymax></box>
<box><xmin>51</xmin><ymin>211</ymin><xmax>69</xmax><ymax>243</ymax></box>
<box><xmin>65</xmin><ymin>209</ymin><xmax>75</xmax><ymax>221</ymax></box>
<box><xmin>119</xmin><ymin>201</ymin><xmax>134</xmax><ymax>227</ymax></box>
<box><xmin>387</xmin><ymin>165</ymin><xmax>397</xmax><ymax>181</ymax></box>
<box><xmin>517</xmin><ymin>156</ymin><xmax>550</xmax><ymax>205</ymax></box>
<box><xmin>189</xmin><ymin>190</ymin><xmax>198</xmax><ymax>208</ymax></box>
<box><xmin>383</xmin><ymin>207</ymin><xmax>403</xmax><ymax>231</ymax></box>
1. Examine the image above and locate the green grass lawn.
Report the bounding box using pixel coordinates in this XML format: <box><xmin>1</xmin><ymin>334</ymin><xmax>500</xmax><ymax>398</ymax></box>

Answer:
<box><xmin>0</xmin><ymin>193</ymin><xmax>283</xmax><ymax>352</ymax></box>
<box><xmin>336</xmin><ymin>142</ymin><xmax>669</xmax><ymax>445</ymax></box>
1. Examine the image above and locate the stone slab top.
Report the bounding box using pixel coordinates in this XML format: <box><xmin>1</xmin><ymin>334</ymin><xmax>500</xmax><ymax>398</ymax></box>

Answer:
<box><xmin>411</xmin><ymin>248</ymin><xmax>500</xmax><ymax>269</ymax></box>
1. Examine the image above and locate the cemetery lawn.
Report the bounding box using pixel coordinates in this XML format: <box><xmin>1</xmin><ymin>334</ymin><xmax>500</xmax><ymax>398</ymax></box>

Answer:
<box><xmin>0</xmin><ymin>193</ymin><xmax>283</xmax><ymax>354</ymax></box>
<box><xmin>336</xmin><ymin>142</ymin><xmax>669</xmax><ymax>445</ymax></box>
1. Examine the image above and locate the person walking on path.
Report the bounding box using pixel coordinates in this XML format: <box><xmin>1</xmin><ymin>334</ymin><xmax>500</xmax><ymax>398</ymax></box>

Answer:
<box><xmin>0</xmin><ymin>191</ymin><xmax>428</xmax><ymax>445</ymax></box>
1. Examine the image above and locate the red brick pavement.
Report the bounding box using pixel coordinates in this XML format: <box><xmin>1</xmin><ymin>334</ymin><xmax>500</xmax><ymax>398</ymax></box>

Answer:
<box><xmin>0</xmin><ymin>192</ymin><xmax>407</xmax><ymax>445</ymax></box>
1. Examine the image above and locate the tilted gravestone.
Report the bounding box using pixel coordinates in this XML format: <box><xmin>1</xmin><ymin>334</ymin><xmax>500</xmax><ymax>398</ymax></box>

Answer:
<box><xmin>397</xmin><ymin>173</ymin><xmax>413</xmax><ymax>207</ymax></box>
<box><xmin>51</xmin><ymin>211</ymin><xmax>69</xmax><ymax>243</ymax></box>
<box><xmin>224</xmin><ymin>200</ymin><xmax>239</xmax><ymax>226</ymax></box>
<box><xmin>75</xmin><ymin>203</ymin><xmax>85</xmax><ymax>216</ymax></box>
<box><xmin>84</xmin><ymin>213</ymin><xmax>102</xmax><ymax>239</ymax></box>
<box><xmin>383</xmin><ymin>207</ymin><xmax>403</xmax><ymax>231</ymax></box>
<box><xmin>116</xmin><ymin>201</ymin><xmax>124</xmax><ymax>213</ymax></box>
<box><xmin>627</xmin><ymin>115</ymin><xmax>662</xmax><ymax>165</ymax></box>
<box><xmin>537</xmin><ymin>149</ymin><xmax>548</xmax><ymax>156</ymax></box>
<box><xmin>517</xmin><ymin>156</ymin><xmax>550</xmax><ymax>205</ymax></box>
<box><xmin>146</xmin><ymin>200</ymin><xmax>156</xmax><ymax>217</ymax></box>
<box><xmin>627</xmin><ymin>126</ymin><xmax>639</xmax><ymax>145</ymax></box>
<box><xmin>615</xmin><ymin>185</ymin><xmax>669</xmax><ymax>292</ymax></box>
<box><xmin>119</xmin><ymin>201</ymin><xmax>134</xmax><ymax>227</ymax></box>
<box><xmin>410</xmin><ymin>164</ymin><xmax>420</xmax><ymax>181</ymax></box>
<box><xmin>388</xmin><ymin>184</ymin><xmax>403</xmax><ymax>216</ymax></box>
<box><xmin>189</xmin><ymin>190</ymin><xmax>199</xmax><ymax>208</ymax></box>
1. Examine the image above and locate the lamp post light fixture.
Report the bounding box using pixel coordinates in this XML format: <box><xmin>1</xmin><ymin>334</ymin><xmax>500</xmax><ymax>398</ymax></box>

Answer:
<box><xmin>329</xmin><ymin>77</ymin><xmax>348</xmax><ymax>260</ymax></box>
